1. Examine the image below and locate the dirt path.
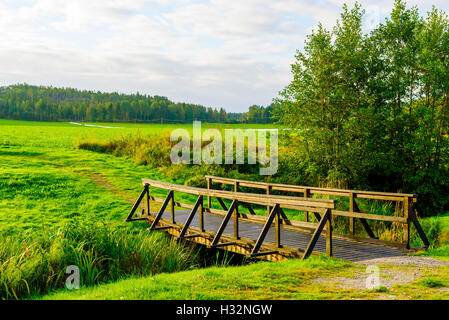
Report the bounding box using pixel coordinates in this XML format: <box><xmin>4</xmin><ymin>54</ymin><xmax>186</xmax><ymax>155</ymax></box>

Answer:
<box><xmin>357</xmin><ymin>255</ymin><xmax>449</xmax><ymax>267</ymax></box>
<box><xmin>78</xmin><ymin>170</ymin><xmax>136</xmax><ymax>203</ymax></box>
<box><xmin>312</xmin><ymin>255</ymin><xmax>449</xmax><ymax>294</ymax></box>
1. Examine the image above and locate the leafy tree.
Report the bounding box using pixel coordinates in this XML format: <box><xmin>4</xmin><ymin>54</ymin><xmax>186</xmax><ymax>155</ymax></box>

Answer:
<box><xmin>275</xmin><ymin>1</ymin><xmax>449</xmax><ymax>215</ymax></box>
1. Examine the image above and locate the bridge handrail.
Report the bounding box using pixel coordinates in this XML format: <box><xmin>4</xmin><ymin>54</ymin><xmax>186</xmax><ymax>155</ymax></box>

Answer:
<box><xmin>205</xmin><ymin>175</ymin><xmax>416</xmax><ymax>201</ymax></box>
<box><xmin>142</xmin><ymin>178</ymin><xmax>335</xmax><ymax>211</ymax></box>
<box><xmin>125</xmin><ymin>178</ymin><xmax>337</xmax><ymax>258</ymax></box>
<box><xmin>205</xmin><ymin>175</ymin><xmax>430</xmax><ymax>249</ymax></box>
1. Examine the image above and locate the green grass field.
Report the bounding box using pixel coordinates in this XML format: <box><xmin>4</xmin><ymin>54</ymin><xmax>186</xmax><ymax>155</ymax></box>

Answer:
<box><xmin>0</xmin><ymin>119</ymin><xmax>283</xmax><ymax>299</ymax></box>
<box><xmin>1</xmin><ymin>118</ymin><xmax>449</xmax><ymax>300</ymax></box>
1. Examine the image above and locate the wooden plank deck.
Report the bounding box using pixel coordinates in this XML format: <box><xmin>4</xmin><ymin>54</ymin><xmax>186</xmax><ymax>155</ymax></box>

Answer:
<box><xmin>154</xmin><ymin>209</ymin><xmax>407</xmax><ymax>262</ymax></box>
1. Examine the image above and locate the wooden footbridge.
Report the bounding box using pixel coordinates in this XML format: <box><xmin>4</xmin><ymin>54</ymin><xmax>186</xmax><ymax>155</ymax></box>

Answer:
<box><xmin>125</xmin><ymin>176</ymin><xmax>430</xmax><ymax>262</ymax></box>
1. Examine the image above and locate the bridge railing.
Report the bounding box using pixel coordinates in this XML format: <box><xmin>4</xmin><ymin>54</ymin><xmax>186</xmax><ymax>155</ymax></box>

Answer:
<box><xmin>205</xmin><ymin>175</ymin><xmax>429</xmax><ymax>250</ymax></box>
<box><xmin>125</xmin><ymin>179</ymin><xmax>336</xmax><ymax>259</ymax></box>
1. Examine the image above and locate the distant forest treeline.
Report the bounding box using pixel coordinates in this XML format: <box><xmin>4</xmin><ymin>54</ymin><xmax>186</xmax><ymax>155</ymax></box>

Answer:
<box><xmin>0</xmin><ymin>84</ymin><xmax>275</xmax><ymax>123</ymax></box>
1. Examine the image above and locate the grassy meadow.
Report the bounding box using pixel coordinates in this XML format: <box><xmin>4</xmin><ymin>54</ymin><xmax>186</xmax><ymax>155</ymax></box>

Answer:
<box><xmin>1</xmin><ymin>118</ymin><xmax>449</xmax><ymax>300</ymax></box>
<box><xmin>0</xmin><ymin>119</ymin><xmax>257</xmax><ymax>299</ymax></box>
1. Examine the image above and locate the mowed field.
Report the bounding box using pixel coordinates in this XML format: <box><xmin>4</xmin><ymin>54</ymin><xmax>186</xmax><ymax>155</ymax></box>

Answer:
<box><xmin>2</xmin><ymin>119</ymin><xmax>449</xmax><ymax>300</ymax></box>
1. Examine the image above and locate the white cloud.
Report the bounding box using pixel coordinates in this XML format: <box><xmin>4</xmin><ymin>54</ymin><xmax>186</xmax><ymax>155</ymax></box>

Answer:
<box><xmin>0</xmin><ymin>0</ymin><xmax>447</xmax><ymax>112</ymax></box>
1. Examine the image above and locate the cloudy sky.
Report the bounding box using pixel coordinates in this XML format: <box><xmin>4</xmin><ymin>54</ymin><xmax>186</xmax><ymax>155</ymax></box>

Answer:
<box><xmin>0</xmin><ymin>1</ymin><xmax>447</xmax><ymax>112</ymax></box>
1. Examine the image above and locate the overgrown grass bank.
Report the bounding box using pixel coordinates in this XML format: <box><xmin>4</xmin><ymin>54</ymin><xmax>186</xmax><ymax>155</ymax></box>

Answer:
<box><xmin>42</xmin><ymin>255</ymin><xmax>353</xmax><ymax>300</ymax></box>
<box><xmin>0</xmin><ymin>219</ymin><xmax>200</xmax><ymax>299</ymax></box>
<box><xmin>39</xmin><ymin>254</ymin><xmax>449</xmax><ymax>300</ymax></box>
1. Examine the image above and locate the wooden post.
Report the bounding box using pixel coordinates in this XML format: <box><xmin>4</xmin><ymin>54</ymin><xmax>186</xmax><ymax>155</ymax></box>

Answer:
<box><xmin>304</xmin><ymin>188</ymin><xmax>309</xmax><ymax>222</ymax></box>
<box><xmin>326</xmin><ymin>210</ymin><xmax>333</xmax><ymax>257</ymax></box>
<box><xmin>275</xmin><ymin>208</ymin><xmax>281</xmax><ymax>248</ymax></box>
<box><xmin>266</xmin><ymin>185</ymin><xmax>271</xmax><ymax>216</ymax></box>
<box><xmin>403</xmin><ymin>197</ymin><xmax>410</xmax><ymax>249</ymax></box>
<box><xmin>206</xmin><ymin>177</ymin><xmax>211</xmax><ymax>208</ymax></box>
<box><xmin>171</xmin><ymin>191</ymin><xmax>175</xmax><ymax>224</ymax></box>
<box><xmin>234</xmin><ymin>199</ymin><xmax>239</xmax><ymax>240</ymax></box>
<box><xmin>199</xmin><ymin>196</ymin><xmax>204</xmax><ymax>232</ymax></box>
<box><xmin>349</xmin><ymin>193</ymin><xmax>355</xmax><ymax>236</ymax></box>
<box><xmin>233</xmin><ymin>181</ymin><xmax>240</xmax><ymax>239</ymax></box>
<box><xmin>146</xmin><ymin>184</ymin><xmax>150</xmax><ymax>216</ymax></box>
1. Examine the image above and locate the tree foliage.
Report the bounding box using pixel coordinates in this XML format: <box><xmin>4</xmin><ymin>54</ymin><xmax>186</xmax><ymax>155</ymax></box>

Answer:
<box><xmin>0</xmin><ymin>84</ymin><xmax>276</xmax><ymax>124</ymax></box>
<box><xmin>0</xmin><ymin>84</ymin><xmax>230</xmax><ymax>123</ymax></box>
<box><xmin>276</xmin><ymin>1</ymin><xmax>449</xmax><ymax>215</ymax></box>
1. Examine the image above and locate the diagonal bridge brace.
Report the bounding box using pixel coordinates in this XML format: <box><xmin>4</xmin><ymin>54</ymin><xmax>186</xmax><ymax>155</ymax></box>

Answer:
<box><xmin>210</xmin><ymin>200</ymin><xmax>239</xmax><ymax>248</ymax></box>
<box><xmin>177</xmin><ymin>195</ymin><xmax>204</xmax><ymax>240</ymax></box>
<box><xmin>250</xmin><ymin>204</ymin><xmax>281</xmax><ymax>258</ymax></box>
<box><xmin>352</xmin><ymin>198</ymin><xmax>377</xmax><ymax>239</ymax></box>
<box><xmin>302</xmin><ymin>209</ymin><xmax>332</xmax><ymax>259</ymax></box>
<box><xmin>409</xmin><ymin>204</ymin><xmax>430</xmax><ymax>249</ymax></box>
<box><xmin>148</xmin><ymin>190</ymin><xmax>174</xmax><ymax>230</ymax></box>
<box><xmin>125</xmin><ymin>184</ymin><xmax>150</xmax><ymax>222</ymax></box>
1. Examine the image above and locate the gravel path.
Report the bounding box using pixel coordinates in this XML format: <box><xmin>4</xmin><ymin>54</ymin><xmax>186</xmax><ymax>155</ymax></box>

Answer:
<box><xmin>312</xmin><ymin>255</ymin><xmax>449</xmax><ymax>291</ymax></box>
<box><xmin>356</xmin><ymin>255</ymin><xmax>449</xmax><ymax>267</ymax></box>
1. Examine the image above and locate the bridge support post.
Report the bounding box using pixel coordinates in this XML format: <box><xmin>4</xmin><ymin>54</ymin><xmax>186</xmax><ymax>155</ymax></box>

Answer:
<box><xmin>275</xmin><ymin>209</ymin><xmax>281</xmax><ymax>248</ymax></box>
<box><xmin>403</xmin><ymin>197</ymin><xmax>410</xmax><ymax>249</ymax></box>
<box><xmin>349</xmin><ymin>193</ymin><xmax>355</xmax><ymax>236</ymax></box>
<box><xmin>146</xmin><ymin>184</ymin><xmax>150</xmax><ymax>217</ymax></box>
<box><xmin>171</xmin><ymin>191</ymin><xmax>175</xmax><ymax>223</ymax></box>
<box><xmin>304</xmin><ymin>188</ymin><xmax>310</xmax><ymax>222</ymax></box>
<box><xmin>326</xmin><ymin>210</ymin><xmax>332</xmax><ymax>257</ymax></box>
<box><xmin>199</xmin><ymin>196</ymin><xmax>204</xmax><ymax>232</ymax></box>
<box><xmin>206</xmin><ymin>177</ymin><xmax>211</xmax><ymax>208</ymax></box>
<box><xmin>266</xmin><ymin>185</ymin><xmax>271</xmax><ymax>216</ymax></box>
<box><xmin>234</xmin><ymin>201</ymin><xmax>239</xmax><ymax>240</ymax></box>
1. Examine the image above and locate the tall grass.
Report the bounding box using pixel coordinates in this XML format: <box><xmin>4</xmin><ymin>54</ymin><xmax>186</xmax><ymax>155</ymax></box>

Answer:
<box><xmin>0</xmin><ymin>218</ymin><xmax>200</xmax><ymax>299</ymax></box>
<box><xmin>75</xmin><ymin>131</ymin><xmax>174</xmax><ymax>167</ymax></box>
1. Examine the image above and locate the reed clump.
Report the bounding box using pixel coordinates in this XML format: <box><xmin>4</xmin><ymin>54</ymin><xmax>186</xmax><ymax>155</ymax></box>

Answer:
<box><xmin>0</xmin><ymin>219</ymin><xmax>200</xmax><ymax>299</ymax></box>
